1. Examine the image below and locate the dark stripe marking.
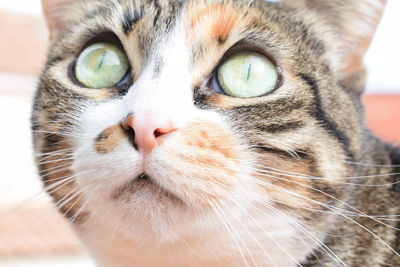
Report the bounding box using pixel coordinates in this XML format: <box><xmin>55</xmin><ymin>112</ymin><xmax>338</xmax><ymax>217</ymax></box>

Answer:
<box><xmin>254</xmin><ymin>145</ymin><xmax>312</xmax><ymax>161</ymax></box>
<box><xmin>299</xmin><ymin>73</ymin><xmax>355</xmax><ymax>161</ymax></box>
<box><xmin>153</xmin><ymin>0</ymin><xmax>162</xmax><ymax>26</ymax></box>
<box><xmin>387</xmin><ymin>145</ymin><xmax>400</xmax><ymax>193</ymax></box>
<box><xmin>256</xmin><ymin>121</ymin><xmax>304</xmax><ymax>134</ymax></box>
<box><xmin>230</xmin><ymin>98</ymin><xmax>304</xmax><ymax>117</ymax></box>
<box><xmin>123</xmin><ymin>10</ymin><xmax>142</xmax><ymax>35</ymax></box>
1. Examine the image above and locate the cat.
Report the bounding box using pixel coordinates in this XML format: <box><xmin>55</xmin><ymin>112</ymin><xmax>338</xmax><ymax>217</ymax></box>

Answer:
<box><xmin>32</xmin><ymin>0</ymin><xmax>399</xmax><ymax>266</ymax></box>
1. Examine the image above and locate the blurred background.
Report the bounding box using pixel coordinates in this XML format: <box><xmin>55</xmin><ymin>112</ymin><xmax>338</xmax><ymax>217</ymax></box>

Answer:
<box><xmin>0</xmin><ymin>0</ymin><xmax>399</xmax><ymax>266</ymax></box>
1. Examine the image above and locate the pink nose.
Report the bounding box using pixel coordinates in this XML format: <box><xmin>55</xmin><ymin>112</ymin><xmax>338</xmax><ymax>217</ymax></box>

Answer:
<box><xmin>122</xmin><ymin>113</ymin><xmax>176</xmax><ymax>154</ymax></box>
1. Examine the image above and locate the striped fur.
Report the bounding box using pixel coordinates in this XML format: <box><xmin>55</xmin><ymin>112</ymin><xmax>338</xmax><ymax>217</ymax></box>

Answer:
<box><xmin>32</xmin><ymin>0</ymin><xmax>399</xmax><ymax>266</ymax></box>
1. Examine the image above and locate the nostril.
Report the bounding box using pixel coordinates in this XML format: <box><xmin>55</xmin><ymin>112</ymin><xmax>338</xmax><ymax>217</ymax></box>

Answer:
<box><xmin>154</xmin><ymin>128</ymin><xmax>169</xmax><ymax>138</ymax></box>
<box><xmin>122</xmin><ymin>125</ymin><xmax>138</xmax><ymax>150</ymax></box>
<box><xmin>121</xmin><ymin>113</ymin><xmax>176</xmax><ymax>154</ymax></box>
<box><xmin>154</xmin><ymin>129</ymin><xmax>162</xmax><ymax>138</ymax></box>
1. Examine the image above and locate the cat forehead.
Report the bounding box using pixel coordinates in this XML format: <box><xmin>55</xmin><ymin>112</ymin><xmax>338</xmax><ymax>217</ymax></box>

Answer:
<box><xmin>91</xmin><ymin>0</ymin><xmax>284</xmax><ymax>39</ymax></box>
<box><xmin>115</xmin><ymin>1</ymin><xmax>289</xmax><ymax>66</ymax></box>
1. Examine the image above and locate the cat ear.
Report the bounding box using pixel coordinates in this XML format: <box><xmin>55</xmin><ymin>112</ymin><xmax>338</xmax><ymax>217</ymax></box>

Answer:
<box><xmin>42</xmin><ymin>0</ymin><xmax>76</xmax><ymax>39</ymax></box>
<box><xmin>300</xmin><ymin>0</ymin><xmax>387</xmax><ymax>90</ymax></box>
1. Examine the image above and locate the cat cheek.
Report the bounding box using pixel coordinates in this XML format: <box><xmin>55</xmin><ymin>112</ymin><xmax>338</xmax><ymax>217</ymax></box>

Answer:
<box><xmin>182</xmin><ymin>121</ymin><xmax>238</xmax><ymax>159</ymax></box>
<box><xmin>148</xmin><ymin>121</ymin><xmax>244</xmax><ymax>205</ymax></box>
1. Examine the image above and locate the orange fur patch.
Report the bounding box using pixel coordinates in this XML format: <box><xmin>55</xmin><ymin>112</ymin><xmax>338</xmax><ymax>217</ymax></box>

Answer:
<box><xmin>174</xmin><ymin>120</ymin><xmax>239</xmax><ymax>190</ymax></box>
<box><xmin>183</xmin><ymin>121</ymin><xmax>237</xmax><ymax>159</ymax></box>
<box><xmin>94</xmin><ymin>125</ymin><xmax>128</xmax><ymax>154</ymax></box>
<box><xmin>343</xmin><ymin>38</ymin><xmax>370</xmax><ymax>75</ymax></box>
<box><xmin>190</xmin><ymin>4</ymin><xmax>240</xmax><ymax>43</ymax></box>
<box><xmin>207</xmin><ymin>94</ymin><xmax>237</xmax><ymax>108</ymax></box>
<box><xmin>207</xmin><ymin>94</ymin><xmax>267</xmax><ymax>110</ymax></box>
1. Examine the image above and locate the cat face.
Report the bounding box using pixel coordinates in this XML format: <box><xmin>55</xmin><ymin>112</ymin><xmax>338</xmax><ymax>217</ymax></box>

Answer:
<box><xmin>33</xmin><ymin>0</ymin><xmax>386</xmax><ymax>265</ymax></box>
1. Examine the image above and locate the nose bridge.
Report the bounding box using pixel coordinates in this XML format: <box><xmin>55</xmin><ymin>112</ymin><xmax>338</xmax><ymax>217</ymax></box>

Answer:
<box><xmin>124</xmin><ymin>24</ymin><xmax>193</xmax><ymax>116</ymax></box>
<box><xmin>125</xmin><ymin>73</ymin><xmax>193</xmax><ymax>119</ymax></box>
<box><xmin>125</xmin><ymin>61</ymin><xmax>193</xmax><ymax>121</ymax></box>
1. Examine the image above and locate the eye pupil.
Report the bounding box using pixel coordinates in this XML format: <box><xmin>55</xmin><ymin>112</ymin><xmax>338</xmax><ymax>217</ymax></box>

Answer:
<box><xmin>96</xmin><ymin>52</ymin><xmax>107</xmax><ymax>70</ymax></box>
<box><xmin>75</xmin><ymin>42</ymin><xmax>130</xmax><ymax>89</ymax></box>
<box><xmin>246</xmin><ymin>64</ymin><xmax>252</xmax><ymax>81</ymax></box>
<box><xmin>214</xmin><ymin>51</ymin><xmax>279</xmax><ymax>98</ymax></box>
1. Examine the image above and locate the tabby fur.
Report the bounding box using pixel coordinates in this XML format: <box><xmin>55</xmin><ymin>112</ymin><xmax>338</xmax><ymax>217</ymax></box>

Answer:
<box><xmin>32</xmin><ymin>0</ymin><xmax>399</xmax><ymax>266</ymax></box>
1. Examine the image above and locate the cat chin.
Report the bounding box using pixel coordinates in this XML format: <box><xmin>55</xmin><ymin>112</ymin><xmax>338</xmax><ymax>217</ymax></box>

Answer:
<box><xmin>74</xmin><ymin>194</ymin><xmax>316</xmax><ymax>267</ymax></box>
<box><xmin>73</xmin><ymin>163</ymin><xmax>258</xmax><ymax>244</ymax></box>
<box><xmin>109</xmin><ymin>174</ymin><xmax>184</xmax><ymax>205</ymax></box>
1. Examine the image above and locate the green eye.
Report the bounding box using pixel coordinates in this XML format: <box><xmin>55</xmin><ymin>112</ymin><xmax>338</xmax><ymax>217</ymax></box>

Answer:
<box><xmin>216</xmin><ymin>52</ymin><xmax>278</xmax><ymax>98</ymax></box>
<box><xmin>75</xmin><ymin>42</ymin><xmax>130</xmax><ymax>89</ymax></box>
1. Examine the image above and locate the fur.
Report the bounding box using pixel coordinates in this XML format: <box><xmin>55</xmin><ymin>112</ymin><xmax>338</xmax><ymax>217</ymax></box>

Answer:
<box><xmin>32</xmin><ymin>0</ymin><xmax>399</xmax><ymax>266</ymax></box>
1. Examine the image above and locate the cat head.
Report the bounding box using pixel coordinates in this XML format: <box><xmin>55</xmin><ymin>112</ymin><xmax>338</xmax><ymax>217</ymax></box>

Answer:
<box><xmin>33</xmin><ymin>0</ymin><xmax>386</xmax><ymax>261</ymax></box>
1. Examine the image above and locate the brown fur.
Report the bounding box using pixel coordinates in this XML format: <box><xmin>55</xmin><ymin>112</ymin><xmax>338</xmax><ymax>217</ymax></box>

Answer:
<box><xmin>94</xmin><ymin>125</ymin><xmax>128</xmax><ymax>154</ymax></box>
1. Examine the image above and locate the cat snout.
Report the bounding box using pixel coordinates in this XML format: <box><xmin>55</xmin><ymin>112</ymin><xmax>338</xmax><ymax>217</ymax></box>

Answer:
<box><xmin>122</xmin><ymin>113</ymin><xmax>177</xmax><ymax>154</ymax></box>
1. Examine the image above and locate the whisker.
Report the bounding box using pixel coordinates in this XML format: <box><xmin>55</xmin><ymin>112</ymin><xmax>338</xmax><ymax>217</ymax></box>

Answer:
<box><xmin>249</xmin><ymin>161</ymin><xmax>400</xmax><ymax>181</ymax></box>
<box><xmin>221</xmin><ymin>194</ymin><xmax>296</xmax><ymax>267</ymax></box>
<box><xmin>249</xmin><ymin>178</ymin><xmax>400</xmax><ymax>258</ymax></box>
<box><xmin>210</xmin><ymin>199</ymin><xmax>252</xmax><ymax>267</ymax></box>
<box><xmin>210</xmin><ymin>179</ymin><xmax>342</xmax><ymax>265</ymax></box>
<box><xmin>252</xmin><ymin>170</ymin><xmax>400</xmax><ymax>228</ymax></box>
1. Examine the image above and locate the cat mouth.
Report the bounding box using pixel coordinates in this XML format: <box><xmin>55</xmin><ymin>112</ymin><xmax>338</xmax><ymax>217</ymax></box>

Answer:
<box><xmin>137</xmin><ymin>173</ymin><xmax>151</xmax><ymax>181</ymax></box>
<box><xmin>111</xmin><ymin>173</ymin><xmax>183</xmax><ymax>204</ymax></box>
